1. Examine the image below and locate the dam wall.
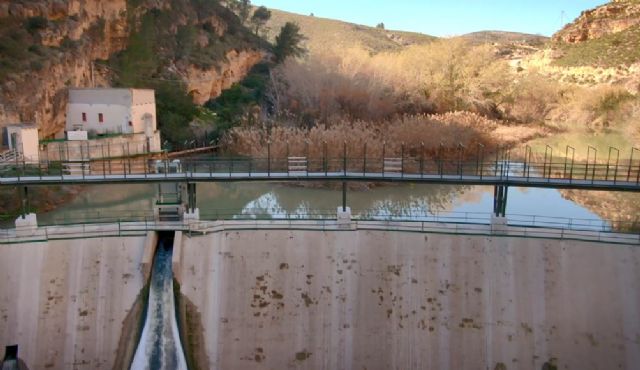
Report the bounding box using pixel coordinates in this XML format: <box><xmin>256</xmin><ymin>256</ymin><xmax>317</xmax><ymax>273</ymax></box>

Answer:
<box><xmin>0</xmin><ymin>235</ymin><xmax>147</xmax><ymax>369</ymax></box>
<box><xmin>179</xmin><ymin>229</ymin><xmax>640</xmax><ymax>370</ymax></box>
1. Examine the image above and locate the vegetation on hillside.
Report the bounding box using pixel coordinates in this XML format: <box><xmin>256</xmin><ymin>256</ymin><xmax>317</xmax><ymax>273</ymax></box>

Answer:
<box><xmin>552</xmin><ymin>25</ymin><xmax>640</xmax><ymax>67</ymax></box>
<box><xmin>106</xmin><ymin>0</ymin><xmax>267</xmax><ymax>148</ymax></box>
<box><xmin>264</xmin><ymin>8</ymin><xmax>436</xmax><ymax>53</ymax></box>
<box><xmin>223</xmin><ymin>26</ymin><xmax>639</xmax><ymax>161</ymax></box>
<box><xmin>0</xmin><ymin>14</ymin><xmax>103</xmax><ymax>82</ymax></box>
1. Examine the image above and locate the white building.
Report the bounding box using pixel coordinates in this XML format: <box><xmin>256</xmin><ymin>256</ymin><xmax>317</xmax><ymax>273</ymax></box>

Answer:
<box><xmin>2</xmin><ymin>124</ymin><xmax>39</xmax><ymax>163</ymax></box>
<box><xmin>66</xmin><ymin>88</ymin><xmax>157</xmax><ymax>136</ymax></box>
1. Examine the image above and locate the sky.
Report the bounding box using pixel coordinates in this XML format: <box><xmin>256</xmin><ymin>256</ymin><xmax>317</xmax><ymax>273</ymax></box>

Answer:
<box><xmin>254</xmin><ymin>0</ymin><xmax>609</xmax><ymax>37</ymax></box>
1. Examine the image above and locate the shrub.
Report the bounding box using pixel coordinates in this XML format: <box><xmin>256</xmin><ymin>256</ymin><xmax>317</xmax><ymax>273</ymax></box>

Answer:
<box><xmin>268</xmin><ymin>39</ymin><xmax>513</xmax><ymax>123</ymax></box>
<box><xmin>223</xmin><ymin>112</ymin><xmax>498</xmax><ymax>163</ymax></box>
<box><xmin>30</xmin><ymin>60</ymin><xmax>44</xmax><ymax>71</ymax></box>
<box><xmin>60</xmin><ymin>37</ymin><xmax>78</xmax><ymax>50</ymax></box>
<box><xmin>25</xmin><ymin>17</ymin><xmax>48</xmax><ymax>34</ymax></box>
<box><xmin>501</xmin><ymin>71</ymin><xmax>563</xmax><ymax>123</ymax></box>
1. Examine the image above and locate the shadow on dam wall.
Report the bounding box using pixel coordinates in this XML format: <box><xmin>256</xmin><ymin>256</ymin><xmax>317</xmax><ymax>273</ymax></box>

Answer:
<box><xmin>1</xmin><ymin>345</ymin><xmax>29</xmax><ymax>370</ymax></box>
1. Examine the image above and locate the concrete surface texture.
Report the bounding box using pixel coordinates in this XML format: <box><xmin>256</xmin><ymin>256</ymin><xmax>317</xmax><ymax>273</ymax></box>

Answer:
<box><xmin>0</xmin><ymin>236</ymin><xmax>146</xmax><ymax>369</ymax></box>
<box><xmin>179</xmin><ymin>230</ymin><xmax>640</xmax><ymax>370</ymax></box>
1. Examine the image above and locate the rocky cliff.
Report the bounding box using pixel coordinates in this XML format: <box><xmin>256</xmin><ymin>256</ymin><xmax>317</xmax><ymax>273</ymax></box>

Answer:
<box><xmin>0</xmin><ymin>0</ymin><xmax>266</xmax><ymax>138</ymax></box>
<box><xmin>553</xmin><ymin>0</ymin><xmax>640</xmax><ymax>43</ymax></box>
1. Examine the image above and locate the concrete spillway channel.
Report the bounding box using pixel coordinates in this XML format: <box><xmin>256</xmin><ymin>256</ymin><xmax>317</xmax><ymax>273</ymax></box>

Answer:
<box><xmin>131</xmin><ymin>232</ymin><xmax>187</xmax><ymax>370</ymax></box>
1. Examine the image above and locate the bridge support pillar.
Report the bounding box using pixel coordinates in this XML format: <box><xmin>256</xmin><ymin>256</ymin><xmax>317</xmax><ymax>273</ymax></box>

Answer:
<box><xmin>342</xmin><ymin>181</ymin><xmax>347</xmax><ymax>212</ymax></box>
<box><xmin>493</xmin><ymin>185</ymin><xmax>508</xmax><ymax>218</ymax></box>
<box><xmin>186</xmin><ymin>183</ymin><xmax>197</xmax><ymax>213</ymax></box>
<box><xmin>18</xmin><ymin>186</ymin><xmax>29</xmax><ymax>218</ymax></box>
<box><xmin>15</xmin><ymin>213</ymin><xmax>38</xmax><ymax>238</ymax></box>
<box><xmin>337</xmin><ymin>206</ymin><xmax>352</xmax><ymax>228</ymax></box>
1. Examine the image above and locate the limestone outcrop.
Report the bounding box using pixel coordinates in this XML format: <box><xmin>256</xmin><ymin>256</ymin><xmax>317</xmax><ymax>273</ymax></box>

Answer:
<box><xmin>184</xmin><ymin>49</ymin><xmax>265</xmax><ymax>105</ymax></box>
<box><xmin>0</xmin><ymin>0</ymin><xmax>266</xmax><ymax>138</ymax></box>
<box><xmin>553</xmin><ymin>1</ymin><xmax>640</xmax><ymax>43</ymax></box>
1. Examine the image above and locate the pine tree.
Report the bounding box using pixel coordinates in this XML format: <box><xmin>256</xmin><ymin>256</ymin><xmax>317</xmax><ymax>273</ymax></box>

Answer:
<box><xmin>274</xmin><ymin>22</ymin><xmax>306</xmax><ymax>63</ymax></box>
<box><xmin>251</xmin><ymin>6</ymin><xmax>271</xmax><ymax>35</ymax></box>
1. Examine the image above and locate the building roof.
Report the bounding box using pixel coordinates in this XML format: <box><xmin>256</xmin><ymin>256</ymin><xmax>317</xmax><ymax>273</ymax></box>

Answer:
<box><xmin>68</xmin><ymin>88</ymin><xmax>155</xmax><ymax>93</ymax></box>
<box><xmin>4</xmin><ymin>123</ymin><xmax>38</xmax><ymax>129</ymax></box>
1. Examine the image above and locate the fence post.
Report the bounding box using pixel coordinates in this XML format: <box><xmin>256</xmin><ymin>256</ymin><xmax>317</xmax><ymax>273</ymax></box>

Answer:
<box><xmin>323</xmin><ymin>141</ymin><xmax>327</xmax><ymax>175</ymax></box>
<box><xmin>363</xmin><ymin>142</ymin><xmax>367</xmax><ymax>175</ymax></box>
<box><xmin>267</xmin><ymin>141</ymin><xmax>271</xmax><ymax>176</ymax></box>
<box><xmin>439</xmin><ymin>142</ymin><xmax>444</xmax><ymax>177</ymax></box>
<box><xmin>127</xmin><ymin>143</ymin><xmax>131</xmax><ymax>175</ymax></box>
<box><xmin>495</xmin><ymin>145</ymin><xmax>500</xmax><ymax>177</ymax></box>
<box><xmin>401</xmin><ymin>143</ymin><xmax>405</xmax><ymax>178</ymax></box>
<box><xmin>420</xmin><ymin>142</ymin><xmax>425</xmax><ymax>178</ymax></box>
<box><xmin>382</xmin><ymin>142</ymin><xmax>386</xmax><ymax>176</ymax></box>
<box><xmin>343</xmin><ymin>141</ymin><xmax>347</xmax><ymax>176</ymax></box>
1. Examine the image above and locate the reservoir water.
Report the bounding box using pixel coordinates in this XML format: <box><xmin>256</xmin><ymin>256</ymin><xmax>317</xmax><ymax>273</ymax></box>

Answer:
<box><xmin>39</xmin><ymin>182</ymin><xmax>613</xmax><ymax>231</ymax></box>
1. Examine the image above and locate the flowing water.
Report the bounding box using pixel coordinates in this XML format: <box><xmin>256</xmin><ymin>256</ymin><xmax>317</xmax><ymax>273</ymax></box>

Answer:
<box><xmin>130</xmin><ymin>234</ymin><xmax>187</xmax><ymax>370</ymax></box>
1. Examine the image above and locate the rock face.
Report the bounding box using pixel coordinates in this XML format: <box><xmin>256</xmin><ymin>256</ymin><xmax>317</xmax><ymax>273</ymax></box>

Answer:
<box><xmin>553</xmin><ymin>1</ymin><xmax>640</xmax><ymax>43</ymax></box>
<box><xmin>0</xmin><ymin>0</ymin><xmax>129</xmax><ymax>137</ymax></box>
<box><xmin>185</xmin><ymin>49</ymin><xmax>265</xmax><ymax>105</ymax></box>
<box><xmin>0</xmin><ymin>0</ymin><xmax>265</xmax><ymax>138</ymax></box>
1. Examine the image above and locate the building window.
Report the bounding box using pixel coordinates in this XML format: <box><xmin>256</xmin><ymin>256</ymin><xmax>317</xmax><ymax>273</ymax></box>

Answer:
<box><xmin>82</xmin><ymin>113</ymin><xmax>86</xmax><ymax>122</ymax></box>
<box><xmin>98</xmin><ymin>113</ymin><xmax>104</xmax><ymax>123</ymax></box>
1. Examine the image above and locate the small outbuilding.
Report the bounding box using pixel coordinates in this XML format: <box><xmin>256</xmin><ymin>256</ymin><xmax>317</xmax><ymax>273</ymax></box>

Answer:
<box><xmin>1</xmin><ymin>124</ymin><xmax>39</xmax><ymax>163</ymax></box>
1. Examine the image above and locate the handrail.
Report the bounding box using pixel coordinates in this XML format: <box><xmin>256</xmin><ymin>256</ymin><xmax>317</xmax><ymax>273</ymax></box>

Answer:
<box><xmin>1</xmin><ymin>219</ymin><xmax>638</xmax><ymax>245</ymax></box>
<box><xmin>3</xmin><ymin>155</ymin><xmax>640</xmax><ymax>189</ymax></box>
<box><xmin>22</xmin><ymin>209</ymin><xmax>640</xmax><ymax>233</ymax></box>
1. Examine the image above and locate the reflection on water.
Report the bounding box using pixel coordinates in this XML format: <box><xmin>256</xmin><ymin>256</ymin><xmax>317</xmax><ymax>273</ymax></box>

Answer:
<box><xmin>39</xmin><ymin>181</ymin><xmax>608</xmax><ymax>229</ymax></box>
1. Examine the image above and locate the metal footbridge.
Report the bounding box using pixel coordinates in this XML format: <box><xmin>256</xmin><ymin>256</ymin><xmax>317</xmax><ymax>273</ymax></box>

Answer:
<box><xmin>3</xmin><ymin>143</ymin><xmax>640</xmax><ymax>220</ymax></box>
<box><xmin>2</xmin><ymin>155</ymin><xmax>640</xmax><ymax>191</ymax></box>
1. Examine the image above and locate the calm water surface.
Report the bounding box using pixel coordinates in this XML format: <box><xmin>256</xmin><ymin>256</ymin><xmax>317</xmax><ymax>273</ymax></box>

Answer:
<box><xmin>39</xmin><ymin>182</ymin><xmax>605</xmax><ymax>229</ymax></box>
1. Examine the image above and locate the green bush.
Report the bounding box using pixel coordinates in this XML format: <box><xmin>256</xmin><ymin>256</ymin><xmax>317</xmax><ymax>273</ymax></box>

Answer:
<box><xmin>60</xmin><ymin>37</ymin><xmax>78</xmax><ymax>50</ymax></box>
<box><xmin>25</xmin><ymin>16</ymin><xmax>48</xmax><ymax>34</ymax></box>
<box><xmin>30</xmin><ymin>60</ymin><xmax>44</xmax><ymax>71</ymax></box>
<box><xmin>595</xmin><ymin>90</ymin><xmax>634</xmax><ymax>116</ymax></box>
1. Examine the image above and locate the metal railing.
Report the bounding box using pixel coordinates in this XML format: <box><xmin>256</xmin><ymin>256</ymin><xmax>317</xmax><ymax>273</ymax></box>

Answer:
<box><xmin>20</xmin><ymin>208</ymin><xmax>640</xmax><ymax>233</ymax></box>
<box><xmin>2</xmin><ymin>218</ymin><xmax>638</xmax><ymax>245</ymax></box>
<box><xmin>2</xmin><ymin>153</ymin><xmax>640</xmax><ymax>190</ymax></box>
<box><xmin>0</xmin><ymin>149</ymin><xmax>22</xmax><ymax>166</ymax></box>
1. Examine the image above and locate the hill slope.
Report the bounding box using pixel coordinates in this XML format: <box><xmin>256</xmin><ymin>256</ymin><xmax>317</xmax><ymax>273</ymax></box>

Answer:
<box><xmin>551</xmin><ymin>0</ymin><xmax>640</xmax><ymax>67</ymax></box>
<box><xmin>264</xmin><ymin>9</ymin><xmax>436</xmax><ymax>53</ymax></box>
<box><xmin>459</xmin><ymin>31</ymin><xmax>548</xmax><ymax>47</ymax></box>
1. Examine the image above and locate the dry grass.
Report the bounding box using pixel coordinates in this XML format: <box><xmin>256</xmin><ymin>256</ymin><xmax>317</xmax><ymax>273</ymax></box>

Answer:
<box><xmin>225</xmin><ymin>112</ymin><xmax>503</xmax><ymax>161</ymax></box>
<box><xmin>268</xmin><ymin>39</ymin><xmax>565</xmax><ymax>125</ymax></box>
<box><xmin>264</xmin><ymin>8</ymin><xmax>436</xmax><ymax>54</ymax></box>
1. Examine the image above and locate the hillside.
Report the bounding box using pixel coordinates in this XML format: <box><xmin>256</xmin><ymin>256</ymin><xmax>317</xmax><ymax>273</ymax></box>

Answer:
<box><xmin>264</xmin><ymin>9</ymin><xmax>436</xmax><ymax>53</ymax></box>
<box><xmin>0</xmin><ymin>0</ymin><xmax>267</xmax><ymax>139</ymax></box>
<box><xmin>459</xmin><ymin>31</ymin><xmax>548</xmax><ymax>47</ymax></box>
<box><xmin>551</xmin><ymin>0</ymin><xmax>640</xmax><ymax>67</ymax></box>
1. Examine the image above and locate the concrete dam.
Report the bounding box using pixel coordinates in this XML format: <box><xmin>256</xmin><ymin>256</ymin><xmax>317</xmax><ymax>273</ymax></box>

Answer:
<box><xmin>0</xmin><ymin>224</ymin><xmax>639</xmax><ymax>370</ymax></box>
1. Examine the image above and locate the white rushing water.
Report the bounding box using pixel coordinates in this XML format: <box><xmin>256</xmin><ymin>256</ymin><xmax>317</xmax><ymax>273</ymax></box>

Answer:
<box><xmin>131</xmin><ymin>238</ymin><xmax>187</xmax><ymax>370</ymax></box>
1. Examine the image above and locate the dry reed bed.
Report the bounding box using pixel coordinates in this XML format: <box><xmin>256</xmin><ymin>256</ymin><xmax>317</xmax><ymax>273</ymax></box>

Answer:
<box><xmin>224</xmin><ymin>112</ymin><xmax>507</xmax><ymax>170</ymax></box>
